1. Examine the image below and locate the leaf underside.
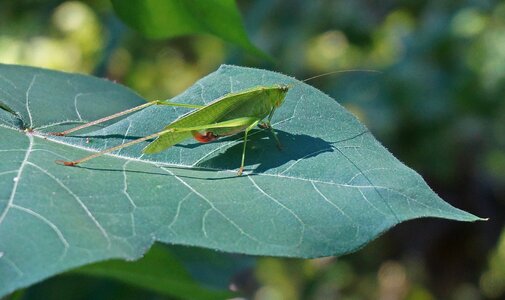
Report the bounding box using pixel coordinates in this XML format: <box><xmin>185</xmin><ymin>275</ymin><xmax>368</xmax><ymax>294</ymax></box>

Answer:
<box><xmin>0</xmin><ymin>64</ymin><xmax>481</xmax><ymax>296</ymax></box>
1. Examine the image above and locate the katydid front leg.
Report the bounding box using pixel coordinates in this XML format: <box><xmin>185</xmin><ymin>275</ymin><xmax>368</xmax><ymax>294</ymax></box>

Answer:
<box><xmin>238</xmin><ymin>119</ymin><xmax>260</xmax><ymax>175</ymax></box>
<box><xmin>258</xmin><ymin>121</ymin><xmax>282</xmax><ymax>150</ymax></box>
<box><xmin>258</xmin><ymin>107</ymin><xmax>282</xmax><ymax>150</ymax></box>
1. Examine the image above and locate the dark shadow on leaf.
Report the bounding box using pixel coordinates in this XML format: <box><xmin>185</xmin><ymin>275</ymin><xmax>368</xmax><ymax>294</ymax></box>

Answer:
<box><xmin>73</xmin><ymin>163</ymin><xmax>264</xmax><ymax>181</ymax></box>
<box><xmin>0</xmin><ymin>101</ymin><xmax>18</xmax><ymax>116</ymax></box>
<box><xmin>65</xmin><ymin>129</ymin><xmax>368</xmax><ymax>179</ymax></box>
<box><xmin>195</xmin><ymin>129</ymin><xmax>335</xmax><ymax>173</ymax></box>
<box><xmin>62</xmin><ymin>133</ymin><xmax>148</xmax><ymax>140</ymax></box>
<box><xmin>73</xmin><ymin>164</ymin><xmax>241</xmax><ymax>180</ymax></box>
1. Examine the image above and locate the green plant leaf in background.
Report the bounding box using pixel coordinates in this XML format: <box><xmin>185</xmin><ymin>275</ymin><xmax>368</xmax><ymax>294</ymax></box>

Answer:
<box><xmin>0</xmin><ymin>64</ymin><xmax>482</xmax><ymax>297</ymax></box>
<box><xmin>72</xmin><ymin>244</ymin><xmax>234</xmax><ymax>299</ymax></box>
<box><xmin>110</xmin><ymin>0</ymin><xmax>267</xmax><ymax>58</ymax></box>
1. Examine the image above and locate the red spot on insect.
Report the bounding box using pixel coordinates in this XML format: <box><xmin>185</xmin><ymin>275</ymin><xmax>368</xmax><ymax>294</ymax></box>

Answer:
<box><xmin>192</xmin><ymin>131</ymin><xmax>218</xmax><ymax>143</ymax></box>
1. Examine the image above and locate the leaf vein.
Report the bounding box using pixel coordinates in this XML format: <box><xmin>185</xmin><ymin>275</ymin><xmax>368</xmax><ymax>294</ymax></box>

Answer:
<box><xmin>121</xmin><ymin>159</ymin><xmax>137</xmax><ymax>237</ymax></box>
<box><xmin>310</xmin><ymin>181</ymin><xmax>354</xmax><ymax>222</ymax></box>
<box><xmin>248</xmin><ymin>176</ymin><xmax>305</xmax><ymax>247</ymax></box>
<box><xmin>279</xmin><ymin>148</ymin><xmax>332</xmax><ymax>175</ymax></box>
<box><xmin>167</xmin><ymin>192</ymin><xmax>192</xmax><ymax>231</ymax></box>
<box><xmin>11</xmin><ymin>204</ymin><xmax>69</xmax><ymax>260</ymax></box>
<box><xmin>0</xmin><ymin>134</ymin><xmax>33</xmax><ymax>226</ymax></box>
<box><xmin>1</xmin><ymin>254</ymin><xmax>23</xmax><ymax>278</ymax></box>
<box><xmin>73</xmin><ymin>93</ymin><xmax>84</xmax><ymax>121</ymax></box>
<box><xmin>333</xmin><ymin>146</ymin><xmax>400</xmax><ymax>223</ymax></box>
<box><xmin>159</xmin><ymin>166</ymin><xmax>260</xmax><ymax>243</ymax></box>
<box><xmin>25</xmin><ymin>75</ymin><xmax>37</xmax><ymax>128</ymax></box>
<box><xmin>26</xmin><ymin>161</ymin><xmax>112</xmax><ymax>248</ymax></box>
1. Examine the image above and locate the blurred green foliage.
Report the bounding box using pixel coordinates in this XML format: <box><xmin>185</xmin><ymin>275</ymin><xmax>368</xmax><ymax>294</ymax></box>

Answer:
<box><xmin>1</xmin><ymin>0</ymin><xmax>503</xmax><ymax>299</ymax></box>
<box><xmin>110</xmin><ymin>0</ymin><xmax>267</xmax><ymax>59</ymax></box>
<box><xmin>481</xmin><ymin>230</ymin><xmax>505</xmax><ymax>298</ymax></box>
<box><xmin>72</xmin><ymin>244</ymin><xmax>234</xmax><ymax>300</ymax></box>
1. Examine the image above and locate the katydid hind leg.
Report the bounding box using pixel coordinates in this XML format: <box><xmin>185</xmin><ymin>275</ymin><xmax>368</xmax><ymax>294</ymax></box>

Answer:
<box><xmin>56</xmin><ymin>130</ymin><xmax>164</xmax><ymax>166</ymax></box>
<box><xmin>156</xmin><ymin>101</ymin><xmax>205</xmax><ymax>109</ymax></box>
<box><xmin>50</xmin><ymin>100</ymin><xmax>203</xmax><ymax>137</ymax></box>
<box><xmin>51</xmin><ymin>101</ymin><xmax>156</xmax><ymax>136</ymax></box>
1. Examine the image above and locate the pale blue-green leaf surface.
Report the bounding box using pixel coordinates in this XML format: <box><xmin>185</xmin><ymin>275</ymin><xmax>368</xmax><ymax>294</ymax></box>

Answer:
<box><xmin>0</xmin><ymin>64</ymin><xmax>481</xmax><ymax>297</ymax></box>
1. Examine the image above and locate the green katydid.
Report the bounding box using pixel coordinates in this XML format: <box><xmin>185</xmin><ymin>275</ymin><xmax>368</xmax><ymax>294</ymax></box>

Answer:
<box><xmin>53</xmin><ymin>84</ymin><xmax>289</xmax><ymax>175</ymax></box>
<box><xmin>53</xmin><ymin>70</ymin><xmax>378</xmax><ymax>175</ymax></box>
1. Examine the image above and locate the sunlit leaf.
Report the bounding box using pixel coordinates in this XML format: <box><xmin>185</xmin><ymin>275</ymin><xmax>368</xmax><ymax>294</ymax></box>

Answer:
<box><xmin>0</xmin><ymin>64</ymin><xmax>482</xmax><ymax>297</ymax></box>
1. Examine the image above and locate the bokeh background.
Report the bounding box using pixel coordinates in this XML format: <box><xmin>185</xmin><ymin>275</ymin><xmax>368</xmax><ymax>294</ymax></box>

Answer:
<box><xmin>1</xmin><ymin>0</ymin><xmax>504</xmax><ymax>299</ymax></box>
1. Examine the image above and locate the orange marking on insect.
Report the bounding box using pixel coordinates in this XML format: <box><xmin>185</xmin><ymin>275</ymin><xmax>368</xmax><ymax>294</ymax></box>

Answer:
<box><xmin>192</xmin><ymin>131</ymin><xmax>218</xmax><ymax>143</ymax></box>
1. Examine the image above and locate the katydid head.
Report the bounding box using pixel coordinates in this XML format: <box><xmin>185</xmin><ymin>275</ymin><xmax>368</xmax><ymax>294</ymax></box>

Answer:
<box><xmin>273</xmin><ymin>84</ymin><xmax>290</xmax><ymax>107</ymax></box>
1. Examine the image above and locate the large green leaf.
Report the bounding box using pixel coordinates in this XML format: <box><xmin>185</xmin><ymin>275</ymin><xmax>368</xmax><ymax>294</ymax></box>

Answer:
<box><xmin>0</xmin><ymin>64</ymin><xmax>482</xmax><ymax>296</ymax></box>
<box><xmin>110</xmin><ymin>0</ymin><xmax>267</xmax><ymax>58</ymax></box>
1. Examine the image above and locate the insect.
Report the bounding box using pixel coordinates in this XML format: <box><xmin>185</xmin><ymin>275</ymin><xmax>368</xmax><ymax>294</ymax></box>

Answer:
<box><xmin>53</xmin><ymin>84</ymin><xmax>290</xmax><ymax>175</ymax></box>
<box><xmin>53</xmin><ymin>70</ymin><xmax>378</xmax><ymax>175</ymax></box>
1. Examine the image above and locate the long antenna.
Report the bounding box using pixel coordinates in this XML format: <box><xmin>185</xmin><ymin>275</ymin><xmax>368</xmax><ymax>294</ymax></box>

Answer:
<box><xmin>302</xmin><ymin>69</ymin><xmax>382</xmax><ymax>83</ymax></box>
